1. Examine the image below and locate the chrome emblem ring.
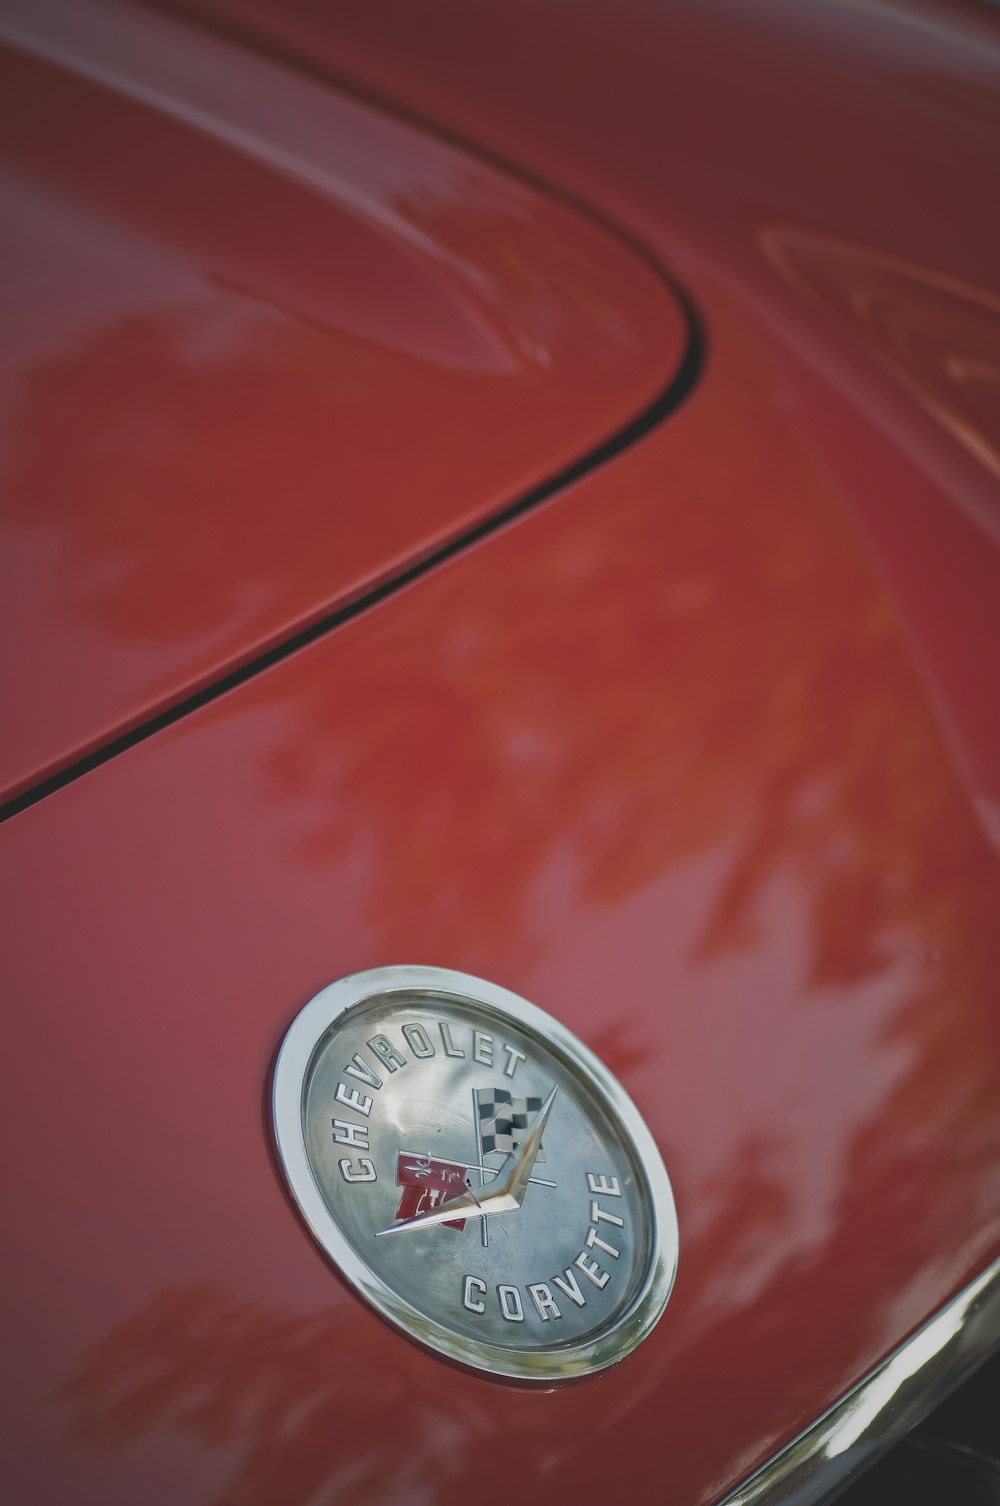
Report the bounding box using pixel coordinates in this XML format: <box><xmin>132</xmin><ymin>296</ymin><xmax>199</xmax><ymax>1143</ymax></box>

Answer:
<box><xmin>272</xmin><ymin>965</ymin><xmax>679</xmax><ymax>1381</ymax></box>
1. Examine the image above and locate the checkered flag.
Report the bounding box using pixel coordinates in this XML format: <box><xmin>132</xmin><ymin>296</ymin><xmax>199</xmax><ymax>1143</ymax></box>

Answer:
<box><xmin>476</xmin><ymin>1088</ymin><xmax>545</xmax><ymax>1161</ymax></box>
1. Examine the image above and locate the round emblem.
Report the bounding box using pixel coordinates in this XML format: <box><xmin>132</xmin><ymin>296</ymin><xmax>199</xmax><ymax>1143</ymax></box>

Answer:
<box><xmin>271</xmin><ymin>966</ymin><xmax>678</xmax><ymax>1380</ymax></box>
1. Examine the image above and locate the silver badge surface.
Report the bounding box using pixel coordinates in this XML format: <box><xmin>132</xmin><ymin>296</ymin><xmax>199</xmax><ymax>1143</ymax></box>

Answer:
<box><xmin>271</xmin><ymin>966</ymin><xmax>678</xmax><ymax>1380</ymax></box>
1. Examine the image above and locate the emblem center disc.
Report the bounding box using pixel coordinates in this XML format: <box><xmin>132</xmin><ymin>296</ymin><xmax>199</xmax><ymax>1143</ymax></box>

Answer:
<box><xmin>272</xmin><ymin>966</ymin><xmax>678</xmax><ymax>1381</ymax></box>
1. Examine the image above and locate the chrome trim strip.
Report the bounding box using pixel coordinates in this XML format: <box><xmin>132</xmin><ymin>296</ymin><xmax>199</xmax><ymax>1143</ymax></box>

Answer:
<box><xmin>721</xmin><ymin>1252</ymin><xmax>1000</xmax><ymax>1506</ymax></box>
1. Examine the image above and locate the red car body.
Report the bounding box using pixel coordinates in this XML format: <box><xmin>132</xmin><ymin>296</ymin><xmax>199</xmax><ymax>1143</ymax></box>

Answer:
<box><xmin>2</xmin><ymin>1</ymin><xmax>999</xmax><ymax>1502</ymax></box>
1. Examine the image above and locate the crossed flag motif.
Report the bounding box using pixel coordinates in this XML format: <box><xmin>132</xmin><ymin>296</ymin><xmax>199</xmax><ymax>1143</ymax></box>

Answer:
<box><xmin>476</xmin><ymin>1088</ymin><xmax>546</xmax><ymax>1161</ymax></box>
<box><xmin>390</xmin><ymin>1089</ymin><xmax>548</xmax><ymax>1241</ymax></box>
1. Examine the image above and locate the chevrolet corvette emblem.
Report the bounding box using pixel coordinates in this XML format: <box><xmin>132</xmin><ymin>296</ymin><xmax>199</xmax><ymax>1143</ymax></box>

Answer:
<box><xmin>271</xmin><ymin>966</ymin><xmax>678</xmax><ymax>1381</ymax></box>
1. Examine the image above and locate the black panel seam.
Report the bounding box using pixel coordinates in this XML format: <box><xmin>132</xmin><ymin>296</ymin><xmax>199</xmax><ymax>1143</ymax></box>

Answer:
<box><xmin>0</xmin><ymin>10</ymin><xmax>707</xmax><ymax>826</ymax></box>
<box><xmin>0</xmin><ymin>307</ymin><xmax>702</xmax><ymax>826</ymax></box>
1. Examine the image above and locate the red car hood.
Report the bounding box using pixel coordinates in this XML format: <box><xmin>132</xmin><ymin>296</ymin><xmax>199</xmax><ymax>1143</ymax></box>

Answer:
<box><xmin>0</xmin><ymin>0</ymin><xmax>685</xmax><ymax>804</ymax></box>
<box><xmin>2</xmin><ymin>2</ymin><xmax>1000</xmax><ymax>1505</ymax></box>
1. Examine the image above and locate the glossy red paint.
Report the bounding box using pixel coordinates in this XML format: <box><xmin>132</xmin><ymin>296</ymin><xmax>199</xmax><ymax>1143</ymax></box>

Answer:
<box><xmin>4</xmin><ymin>280</ymin><xmax>1000</xmax><ymax>1503</ymax></box>
<box><xmin>180</xmin><ymin>0</ymin><xmax>1000</xmax><ymax>830</ymax></box>
<box><xmin>0</xmin><ymin>0</ymin><xmax>686</xmax><ymax>805</ymax></box>
<box><xmin>3</xmin><ymin>1</ymin><xmax>1000</xmax><ymax>1504</ymax></box>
